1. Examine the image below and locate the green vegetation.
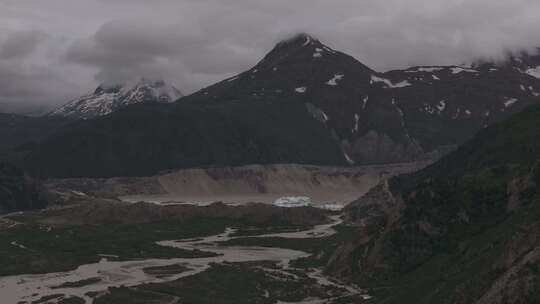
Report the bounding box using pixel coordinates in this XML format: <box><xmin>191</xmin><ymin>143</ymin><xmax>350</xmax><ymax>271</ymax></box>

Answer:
<box><xmin>337</xmin><ymin>105</ymin><xmax>540</xmax><ymax>303</ymax></box>
<box><xmin>143</xmin><ymin>264</ymin><xmax>191</xmax><ymax>278</ymax></box>
<box><xmin>30</xmin><ymin>294</ymin><xmax>85</xmax><ymax>304</ymax></box>
<box><xmin>57</xmin><ymin>297</ymin><xmax>86</xmax><ymax>304</ymax></box>
<box><xmin>95</xmin><ymin>262</ymin><xmax>344</xmax><ymax>304</ymax></box>
<box><xmin>0</xmin><ymin>212</ymin><xmax>330</xmax><ymax>277</ymax></box>
<box><xmin>93</xmin><ymin>288</ymin><xmax>175</xmax><ymax>304</ymax></box>
<box><xmin>0</xmin><ymin>162</ymin><xmax>46</xmax><ymax>214</ymax></box>
<box><xmin>221</xmin><ymin>224</ymin><xmax>361</xmax><ymax>270</ymax></box>
<box><xmin>0</xmin><ymin>218</ymin><xmax>233</xmax><ymax>276</ymax></box>
<box><xmin>0</xmin><ymin>113</ymin><xmax>70</xmax><ymax>165</ymax></box>
<box><xmin>51</xmin><ymin>277</ymin><xmax>102</xmax><ymax>289</ymax></box>
<box><xmin>372</xmin><ymin>198</ymin><xmax>540</xmax><ymax>304</ymax></box>
<box><xmin>230</xmin><ymin>225</ymin><xmax>311</xmax><ymax>237</ymax></box>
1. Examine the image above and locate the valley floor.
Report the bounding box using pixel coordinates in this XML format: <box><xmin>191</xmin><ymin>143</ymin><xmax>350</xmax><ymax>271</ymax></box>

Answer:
<box><xmin>0</xmin><ymin>162</ymin><xmax>429</xmax><ymax>303</ymax></box>
<box><xmin>0</xmin><ymin>215</ymin><xmax>369</xmax><ymax>304</ymax></box>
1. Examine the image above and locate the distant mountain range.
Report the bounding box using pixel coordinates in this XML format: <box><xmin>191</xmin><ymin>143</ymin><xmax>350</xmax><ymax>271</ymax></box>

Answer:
<box><xmin>3</xmin><ymin>33</ymin><xmax>540</xmax><ymax>178</ymax></box>
<box><xmin>49</xmin><ymin>78</ymin><xmax>183</xmax><ymax>120</ymax></box>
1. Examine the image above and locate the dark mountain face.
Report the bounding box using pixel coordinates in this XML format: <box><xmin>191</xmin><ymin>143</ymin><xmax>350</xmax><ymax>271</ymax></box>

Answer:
<box><xmin>381</xmin><ymin>64</ymin><xmax>540</xmax><ymax>151</ymax></box>
<box><xmin>24</xmin><ymin>34</ymin><xmax>540</xmax><ymax>178</ymax></box>
<box><xmin>26</xmin><ymin>100</ymin><xmax>346</xmax><ymax>178</ymax></box>
<box><xmin>475</xmin><ymin>48</ymin><xmax>540</xmax><ymax>76</ymax></box>
<box><xmin>325</xmin><ymin>104</ymin><xmax>540</xmax><ymax>303</ymax></box>
<box><xmin>0</xmin><ymin>162</ymin><xmax>46</xmax><ymax>214</ymax></box>
<box><xmin>188</xmin><ymin>34</ymin><xmax>374</xmax><ymax>107</ymax></box>
<box><xmin>185</xmin><ymin>34</ymin><xmax>540</xmax><ymax>164</ymax></box>
<box><xmin>0</xmin><ymin>113</ymin><xmax>71</xmax><ymax>163</ymax></box>
<box><xmin>185</xmin><ymin>34</ymin><xmax>406</xmax><ymax>164</ymax></box>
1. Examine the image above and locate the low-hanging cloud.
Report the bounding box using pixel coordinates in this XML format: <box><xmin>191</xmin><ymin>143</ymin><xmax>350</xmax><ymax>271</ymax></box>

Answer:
<box><xmin>0</xmin><ymin>29</ymin><xmax>85</xmax><ymax>110</ymax></box>
<box><xmin>0</xmin><ymin>30</ymin><xmax>45</xmax><ymax>60</ymax></box>
<box><xmin>1</xmin><ymin>0</ymin><xmax>540</xmax><ymax>109</ymax></box>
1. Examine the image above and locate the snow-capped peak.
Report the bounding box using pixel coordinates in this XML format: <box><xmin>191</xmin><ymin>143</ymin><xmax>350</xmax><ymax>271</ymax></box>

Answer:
<box><xmin>50</xmin><ymin>78</ymin><xmax>183</xmax><ymax>120</ymax></box>
<box><xmin>252</xmin><ymin>32</ymin><xmax>349</xmax><ymax>71</ymax></box>
<box><xmin>119</xmin><ymin>78</ymin><xmax>183</xmax><ymax>104</ymax></box>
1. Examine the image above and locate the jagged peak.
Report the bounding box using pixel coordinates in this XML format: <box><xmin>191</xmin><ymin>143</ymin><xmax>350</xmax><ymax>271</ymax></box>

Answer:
<box><xmin>94</xmin><ymin>78</ymin><xmax>182</xmax><ymax>97</ymax></box>
<box><xmin>50</xmin><ymin>77</ymin><xmax>183</xmax><ymax>119</ymax></box>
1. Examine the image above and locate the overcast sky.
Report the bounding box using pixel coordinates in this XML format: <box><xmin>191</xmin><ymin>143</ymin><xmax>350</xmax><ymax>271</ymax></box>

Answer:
<box><xmin>1</xmin><ymin>0</ymin><xmax>540</xmax><ymax>109</ymax></box>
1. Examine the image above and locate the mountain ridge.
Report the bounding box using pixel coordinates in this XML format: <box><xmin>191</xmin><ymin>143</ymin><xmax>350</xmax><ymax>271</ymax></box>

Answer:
<box><xmin>183</xmin><ymin>34</ymin><xmax>540</xmax><ymax>163</ymax></box>
<box><xmin>22</xmin><ymin>34</ymin><xmax>540</xmax><ymax>177</ymax></box>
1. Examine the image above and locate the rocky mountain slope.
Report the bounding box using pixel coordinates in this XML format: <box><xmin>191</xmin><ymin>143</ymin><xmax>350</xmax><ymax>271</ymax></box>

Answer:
<box><xmin>49</xmin><ymin>79</ymin><xmax>183</xmax><ymax>120</ymax></box>
<box><xmin>0</xmin><ymin>113</ymin><xmax>70</xmax><ymax>163</ymax></box>
<box><xmin>24</xmin><ymin>34</ymin><xmax>540</xmax><ymax>178</ymax></box>
<box><xmin>186</xmin><ymin>34</ymin><xmax>540</xmax><ymax>163</ymax></box>
<box><xmin>26</xmin><ymin>100</ymin><xmax>346</xmax><ymax>178</ymax></box>
<box><xmin>0</xmin><ymin>162</ymin><xmax>46</xmax><ymax>214</ymax></box>
<box><xmin>324</xmin><ymin>103</ymin><xmax>540</xmax><ymax>303</ymax></box>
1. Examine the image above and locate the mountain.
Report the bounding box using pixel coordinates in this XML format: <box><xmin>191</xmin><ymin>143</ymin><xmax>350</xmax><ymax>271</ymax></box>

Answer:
<box><xmin>24</xmin><ymin>34</ymin><xmax>540</xmax><ymax>178</ymax></box>
<box><xmin>25</xmin><ymin>100</ymin><xmax>346</xmax><ymax>178</ymax></box>
<box><xmin>49</xmin><ymin>79</ymin><xmax>183</xmax><ymax>120</ymax></box>
<box><xmin>0</xmin><ymin>113</ymin><xmax>70</xmax><ymax>163</ymax></box>
<box><xmin>0</xmin><ymin>162</ymin><xmax>46</xmax><ymax>214</ymax></box>
<box><xmin>184</xmin><ymin>34</ymin><xmax>540</xmax><ymax>163</ymax></box>
<box><xmin>324</xmin><ymin>104</ymin><xmax>540</xmax><ymax>303</ymax></box>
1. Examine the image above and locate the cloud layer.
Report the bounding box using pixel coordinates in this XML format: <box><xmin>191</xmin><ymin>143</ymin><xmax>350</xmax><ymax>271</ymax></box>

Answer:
<box><xmin>1</xmin><ymin>0</ymin><xmax>540</xmax><ymax>109</ymax></box>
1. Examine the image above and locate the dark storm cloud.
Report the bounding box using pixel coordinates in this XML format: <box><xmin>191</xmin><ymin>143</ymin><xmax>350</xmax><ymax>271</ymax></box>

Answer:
<box><xmin>0</xmin><ymin>60</ymin><xmax>83</xmax><ymax>106</ymax></box>
<box><xmin>0</xmin><ymin>30</ymin><xmax>45</xmax><ymax>59</ymax></box>
<box><xmin>2</xmin><ymin>0</ymin><xmax>540</xmax><ymax>109</ymax></box>
<box><xmin>0</xmin><ymin>29</ymin><xmax>85</xmax><ymax>108</ymax></box>
<box><xmin>63</xmin><ymin>18</ymin><xmax>268</xmax><ymax>88</ymax></box>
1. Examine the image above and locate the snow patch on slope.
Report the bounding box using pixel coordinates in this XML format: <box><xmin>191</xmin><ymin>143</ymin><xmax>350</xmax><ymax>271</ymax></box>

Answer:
<box><xmin>504</xmin><ymin>98</ymin><xmax>518</xmax><ymax>108</ymax></box>
<box><xmin>362</xmin><ymin>96</ymin><xmax>369</xmax><ymax>109</ymax></box>
<box><xmin>370</xmin><ymin>75</ymin><xmax>411</xmax><ymax>88</ymax></box>
<box><xmin>353</xmin><ymin>114</ymin><xmax>360</xmax><ymax>133</ymax></box>
<box><xmin>326</xmin><ymin>74</ymin><xmax>344</xmax><ymax>86</ymax></box>
<box><xmin>407</xmin><ymin>67</ymin><xmax>444</xmax><ymax>73</ymax></box>
<box><xmin>436</xmin><ymin>100</ymin><xmax>447</xmax><ymax>112</ymax></box>
<box><xmin>451</xmin><ymin>67</ymin><xmax>478</xmax><ymax>74</ymax></box>
<box><xmin>295</xmin><ymin>87</ymin><xmax>307</xmax><ymax>93</ymax></box>
<box><xmin>226</xmin><ymin>76</ymin><xmax>239</xmax><ymax>82</ymax></box>
<box><xmin>302</xmin><ymin>35</ymin><xmax>312</xmax><ymax>46</ymax></box>
<box><xmin>343</xmin><ymin>152</ymin><xmax>355</xmax><ymax>165</ymax></box>
<box><xmin>525</xmin><ymin>66</ymin><xmax>540</xmax><ymax>79</ymax></box>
